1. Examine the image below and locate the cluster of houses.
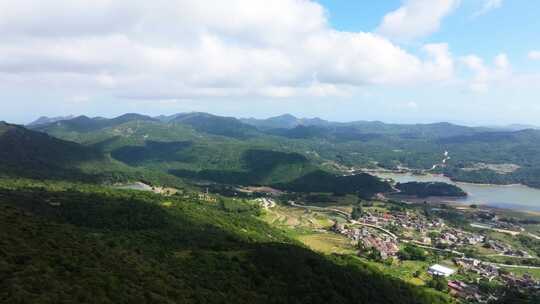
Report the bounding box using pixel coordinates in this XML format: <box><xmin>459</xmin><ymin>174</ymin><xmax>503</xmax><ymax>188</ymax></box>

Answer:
<box><xmin>358</xmin><ymin>210</ymin><xmax>445</xmax><ymax>231</ymax></box>
<box><xmin>454</xmin><ymin>258</ymin><xmax>499</xmax><ymax>280</ymax></box>
<box><xmin>447</xmin><ymin>280</ymin><xmax>490</xmax><ymax>303</ymax></box>
<box><xmin>500</xmin><ymin>273</ymin><xmax>540</xmax><ymax>293</ymax></box>
<box><xmin>438</xmin><ymin>228</ymin><xmax>485</xmax><ymax>247</ymax></box>
<box><xmin>471</xmin><ymin>211</ymin><xmax>525</xmax><ymax>233</ymax></box>
<box><xmin>451</xmin><ymin>257</ymin><xmax>540</xmax><ymax>302</ymax></box>
<box><xmin>355</xmin><ymin>209</ymin><xmax>491</xmax><ymax>251</ymax></box>
<box><xmin>485</xmin><ymin>239</ymin><xmax>531</xmax><ymax>258</ymax></box>
<box><xmin>359</xmin><ymin>234</ymin><xmax>399</xmax><ymax>259</ymax></box>
<box><xmin>332</xmin><ymin>223</ymin><xmax>399</xmax><ymax>259</ymax></box>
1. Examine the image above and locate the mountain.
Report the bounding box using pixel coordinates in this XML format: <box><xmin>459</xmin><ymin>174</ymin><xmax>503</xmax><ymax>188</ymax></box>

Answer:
<box><xmin>154</xmin><ymin>113</ymin><xmax>185</xmax><ymax>122</ymax></box>
<box><xmin>32</xmin><ymin>113</ymin><xmax>158</xmax><ymax>133</ymax></box>
<box><xmin>241</xmin><ymin>114</ymin><xmax>331</xmax><ymax>130</ymax></box>
<box><xmin>0</xmin><ymin>122</ymin><xmax>103</xmax><ymax>180</ymax></box>
<box><xmin>27</xmin><ymin>112</ymin><xmax>540</xmax><ymax>189</ymax></box>
<box><xmin>169</xmin><ymin>149</ymin><xmax>315</xmax><ymax>185</ymax></box>
<box><xmin>478</xmin><ymin>123</ymin><xmax>539</xmax><ymax>131</ymax></box>
<box><xmin>171</xmin><ymin>112</ymin><xmax>259</xmax><ymax>139</ymax></box>
<box><xmin>27</xmin><ymin>115</ymin><xmax>75</xmax><ymax>127</ymax></box>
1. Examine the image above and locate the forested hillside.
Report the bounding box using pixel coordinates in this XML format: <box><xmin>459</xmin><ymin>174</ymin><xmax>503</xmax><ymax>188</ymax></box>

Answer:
<box><xmin>0</xmin><ymin>122</ymin><xmax>103</xmax><ymax>180</ymax></box>
<box><xmin>32</xmin><ymin>113</ymin><xmax>540</xmax><ymax>189</ymax></box>
<box><xmin>0</xmin><ymin>179</ymin><xmax>451</xmax><ymax>304</ymax></box>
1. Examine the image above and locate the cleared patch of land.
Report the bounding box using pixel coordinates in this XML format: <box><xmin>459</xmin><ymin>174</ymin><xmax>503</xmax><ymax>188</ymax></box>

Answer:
<box><xmin>298</xmin><ymin>233</ymin><xmax>355</xmax><ymax>254</ymax></box>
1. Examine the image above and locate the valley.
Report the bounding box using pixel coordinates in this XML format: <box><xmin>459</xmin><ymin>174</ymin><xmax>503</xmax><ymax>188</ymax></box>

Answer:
<box><xmin>2</xmin><ymin>112</ymin><xmax>540</xmax><ymax>303</ymax></box>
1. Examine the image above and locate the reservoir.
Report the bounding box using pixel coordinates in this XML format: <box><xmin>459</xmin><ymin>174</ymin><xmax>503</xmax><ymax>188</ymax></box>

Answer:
<box><xmin>373</xmin><ymin>172</ymin><xmax>540</xmax><ymax>212</ymax></box>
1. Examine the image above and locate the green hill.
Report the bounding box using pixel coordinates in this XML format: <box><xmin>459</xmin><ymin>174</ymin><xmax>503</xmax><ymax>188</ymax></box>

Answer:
<box><xmin>396</xmin><ymin>182</ymin><xmax>467</xmax><ymax>198</ymax></box>
<box><xmin>170</xmin><ymin>149</ymin><xmax>314</xmax><ymax>185</ymax></box>
<box><xmin>31</xmin><ymin>112</ymin><xmax>540</xmax><ymax>188</ymax></box>
<box><xmin>0</xmin><ymin>122</ymin><xmax>103</xmax><ymax>180</ymax></box>
<box><xmin>275</xmin><ymin>170</ymin><xmax>392</xmax><ymax>197</ymax></box>
<box><xmin>32</xmin><ymin>113</ymin><xmax>158</xmax><ymax>134</ymax></box>
<box><xmin>171</xmin><ymin>112</ymin><xmax>259</xmax><ymax>139</ymax></box>
<box><xmin>0</xmin><ymin>178</ymin><xmax>451</xmax><ymax>304</ymax></box>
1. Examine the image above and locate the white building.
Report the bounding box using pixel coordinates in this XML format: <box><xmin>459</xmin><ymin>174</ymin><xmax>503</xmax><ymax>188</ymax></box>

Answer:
<box><xmin>428</xmin><ymin>264</ymin><xmax>455</xmax><ymax>277</ymax></box>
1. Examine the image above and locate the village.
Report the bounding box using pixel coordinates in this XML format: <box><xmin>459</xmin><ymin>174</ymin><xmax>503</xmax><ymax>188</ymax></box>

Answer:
<box><xmin>187</xmin><ymin>183</ymin><xmax>540</xmax><ymax>302</ymax></box>
<box><xmin>314</xmin><ymin>199</ymin><xmax>540</xmax><ymax>302</ymax></box>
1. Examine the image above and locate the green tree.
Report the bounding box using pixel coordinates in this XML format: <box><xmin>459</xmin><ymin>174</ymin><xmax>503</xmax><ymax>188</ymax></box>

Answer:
<box><xmin>351</xmin><ymin>205</ymin><xmax>363</xmax><ymax>220</ymax></box>
<box><xmin>427</xmin><ymin>275</ymin><xmax>448</xmax><ymax>292</ymax></box>
<box><xmin>398</xmin><ymin>245</ymin><xmax>427</xmax><ymax>261</ymax></box>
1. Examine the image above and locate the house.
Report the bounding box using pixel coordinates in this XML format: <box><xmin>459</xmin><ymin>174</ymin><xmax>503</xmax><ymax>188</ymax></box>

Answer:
<box><xmin>428</xmin><ymin>264</ymin><xmax>455</xmax><ymax>277</ymax></box>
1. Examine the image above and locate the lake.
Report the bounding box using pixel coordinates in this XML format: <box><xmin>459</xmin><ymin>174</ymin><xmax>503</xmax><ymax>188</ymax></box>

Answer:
<box><xmin>373</xmin><ymin>172</ymin><xmax>540</xmax><ymax>212</ymax></box>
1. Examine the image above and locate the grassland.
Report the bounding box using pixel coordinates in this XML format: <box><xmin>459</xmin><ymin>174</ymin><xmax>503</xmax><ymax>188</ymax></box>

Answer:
<box><xmin>298</xmin><ymin>233</ymin><xmax>356</xmax><ymax>255</ymax></box>
<box><xmin>501</xmin><ymin>267</ymin><xmax>540</xmax><ymax>280</ymax></box>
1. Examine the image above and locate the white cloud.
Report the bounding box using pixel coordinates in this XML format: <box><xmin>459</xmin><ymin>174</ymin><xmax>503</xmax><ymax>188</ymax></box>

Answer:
<box><xmin>474</xmin><ymin>0</ymin><xmax>503</xmax><ymax>17</ymax></box>
<box><xmin>377</xmin><ymin>0</ymin><xmax>461</xmax><ymax>41</ymax></box>
<box><xmin>528</xmin><ymin>51</ymin><xmax>540</xmax><ymax>61</ymax></box>
<box><xmin>461</xmin><ymin>53</ymin><xmax>510</xmax><ymax>92</ymax></box>
<box><xmin>0</xmin><ymin>0</ymin><xmax>459</xmax><ymax>100</ymax></box>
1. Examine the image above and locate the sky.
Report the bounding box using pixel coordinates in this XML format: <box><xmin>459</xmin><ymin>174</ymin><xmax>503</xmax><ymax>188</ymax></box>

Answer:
<box><xmin>1</xmin><ymin>0</ymin><xmax>539</xmax><ymax>125</ymax></box>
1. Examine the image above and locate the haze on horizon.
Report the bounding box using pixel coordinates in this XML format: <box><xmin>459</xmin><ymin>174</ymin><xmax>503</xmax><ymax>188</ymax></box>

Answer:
<box><xmin>1</xmin><ymin>0</ymin><xmax>539</xmax><ymax>126</ymax></box>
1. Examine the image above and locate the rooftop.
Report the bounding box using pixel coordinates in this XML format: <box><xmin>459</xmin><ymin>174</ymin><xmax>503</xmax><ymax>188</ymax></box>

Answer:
<box><xmin>428</xmin><ymin>264</ymin><xmax>455</xmax><ymax>277</ymax></box>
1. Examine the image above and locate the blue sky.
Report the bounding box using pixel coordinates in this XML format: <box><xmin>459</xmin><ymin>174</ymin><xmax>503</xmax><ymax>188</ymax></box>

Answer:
<box><xmin>319</xmin><ymin>0</ymin><xmax>539</xmax><ymax>63</ymax></box>
<box><xmin>1</xmin><ymin>0</ymin><xmax>539</xmax><ymax>125</ymax></box>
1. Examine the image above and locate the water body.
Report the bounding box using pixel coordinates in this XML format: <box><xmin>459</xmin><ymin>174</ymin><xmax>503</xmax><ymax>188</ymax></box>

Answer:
<box><xmin>373</xmin><ymin>172</ymin><xmax>540</xmax><ymax>212</ymax></box>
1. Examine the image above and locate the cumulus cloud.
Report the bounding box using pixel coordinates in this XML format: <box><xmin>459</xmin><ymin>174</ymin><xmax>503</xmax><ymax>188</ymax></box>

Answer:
<box><xmin>528</xmin><ymin>51</ymin><xmax>540</xmax><ymax>61</ymax></box>
<box><xmin>0</xmin><ymin>0</ymin><xmax>458</xmax><ymax>100</ymax></box>
<box><xmin>376</xmin><ymin>0</ymin><xmax>461</xmax><ymax>41</ymax></box>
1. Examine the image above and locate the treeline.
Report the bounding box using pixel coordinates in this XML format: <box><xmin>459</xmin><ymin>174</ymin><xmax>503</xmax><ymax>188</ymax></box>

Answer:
<box><xmin>444</xmin><ymin>167</ymin><xmax>540</xmax><ymax>188</ymax></box>
<box><xmin>396</xmin><ymin>182</ymin><xmax>467</xmax><ymax>198</ymax></box>
<box><xmin>275</xmin><ymin>170</ymin><xmax>392</xmax><ymax>197</ymax></box>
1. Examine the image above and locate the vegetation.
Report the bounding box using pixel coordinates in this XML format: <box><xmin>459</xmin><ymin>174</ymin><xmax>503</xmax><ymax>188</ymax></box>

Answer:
<box><xmin>398</xmin><ymin>245</ymin><xmax>428</xmax><ymax>261</ymax></box>
<box><xmin>396</xmin><ymin>182</ymin><xmax>467</xmax><ymax>198</ymax></box>
<box><xmin>275</xmin><ymin>170</ymin><xmax>391</xmax><ymax>197</ymax></box>
<box><xmin>427</xmin><ymin>276</ymin><xmax>449</xmax><ymax>292</ymax></box>
<box><xmin>9</xmin><ymin>112</ymin><xmax>540</xmax><ymax>303</ymax></box>
<box><xmin>0</xmin><ymin>178</ymin><xmax>451</xmax><ymax>304</ymax></box>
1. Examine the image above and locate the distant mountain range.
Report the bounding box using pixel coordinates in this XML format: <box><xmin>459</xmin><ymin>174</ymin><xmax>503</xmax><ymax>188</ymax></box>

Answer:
<box><xmin>240</xmin><ymin>114</ymin><xmax>331</xmax><ymax>129</ymax></box>
<box><xmin>29</xmin><ymin>112</ymin><xmax>540</xmax><ymax>132</ymax></box>
<box><xmin>27</xmin><ymin>115</ymin><xmax>75</xmax><ymax>126</ymax></box>
<box><xmin>28</xmin><ymin>112</ymin><xmax>485</xmax><ymax>140</ymax></box>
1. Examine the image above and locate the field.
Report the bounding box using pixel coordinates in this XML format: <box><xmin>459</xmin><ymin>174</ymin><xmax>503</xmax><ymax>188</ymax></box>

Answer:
<box><xmin>260</xmin><ymin>202</ymin><xmax>358</xmax><ymax>255</ymax></box>
<box><xmin>298</xmin><ymin>233</ymin><xmax>356</xmax><ymax>254</ymax></box>
<box><xmin>261</xmin><ymin>205</ymin><xmax>336</xmax><ymax>230</ymax></box>
<box><xmin>355</xmin><ymin>257</ymin><xmax>435</xmax><ymax>286</ymax></box>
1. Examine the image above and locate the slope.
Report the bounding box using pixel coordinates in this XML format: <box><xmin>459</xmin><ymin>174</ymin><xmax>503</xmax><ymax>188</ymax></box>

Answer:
<box><xmin>0</xmin><ymin>178</ymin><xmax>451</xmax><ymax>304</ymax></box>
<box><xmin>0</xmin><ymin>122</ymin><xmax>103</xmax><ymax>180</ymax></box>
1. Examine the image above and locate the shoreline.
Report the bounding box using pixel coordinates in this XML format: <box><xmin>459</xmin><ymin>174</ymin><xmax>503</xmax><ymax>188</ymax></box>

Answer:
<box><xmin>383</xmin><ymin>193</ymin><xmax>540</xmax><ymax>217</ymax></box>
<box><xmin>361</xmin><ymin>168</ymin><xmax>534</xmax><ymax>189</ymax></box>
